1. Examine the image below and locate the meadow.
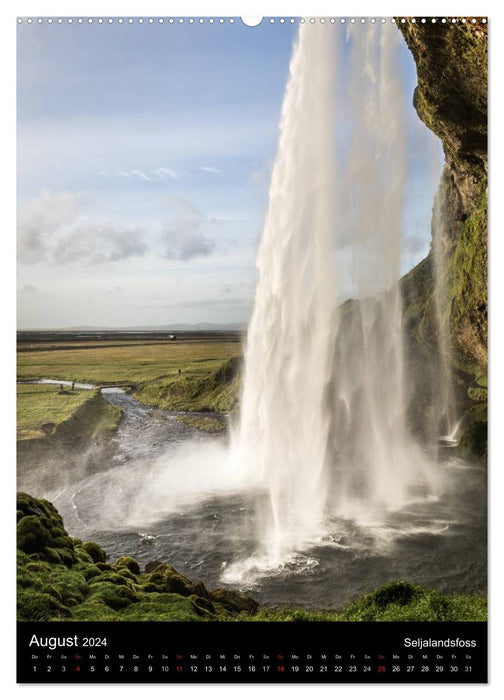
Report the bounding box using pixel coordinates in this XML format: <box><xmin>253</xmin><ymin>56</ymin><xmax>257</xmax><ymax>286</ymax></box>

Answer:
<box><xmin>17</xmin><ymin>385</ymin><xmax>92</xmax><ymax>440</ymax></box>
<box><xmin>17</xmin><ymin>338</ymin><xmax>242</xmax><ymax>385</ymax></box>
<box><xmin>17</xmin><ymin>335</ymin><xmax>243</xmax><ymax>440</ymax></box>
<box><xmin>17</xmin><ymin>384</ymin><xmax>123</xmax><ymax>441</ymax></box>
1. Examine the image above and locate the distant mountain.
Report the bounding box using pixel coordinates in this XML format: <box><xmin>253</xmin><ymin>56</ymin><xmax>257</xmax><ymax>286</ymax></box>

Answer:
<box><xmin>19</xmin><ymin>322</ymin><xmax>248</xmax><ymax>332</ymax></box>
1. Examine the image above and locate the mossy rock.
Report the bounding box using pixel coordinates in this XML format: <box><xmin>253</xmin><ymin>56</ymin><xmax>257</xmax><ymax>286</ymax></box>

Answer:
<box><xmin>140</xmin><ymin>582</ymin><xmax>159</xmax><ymax>593</ymax></box>
<box><xmin>367</xmin><ymin>580</ymin><xmax>416</xmax><ymax>609</ymax></box>
<box><xmin>189</xmin><ymin>595</ymin><xmax>215</xmax><ymax>615</ymax></box>
<box><xmin>74</xmin><ymin>547</ymin><xmax>94</xmax><ymax>564</ymax></box>
<box><xmin>115</xmin><ymin>568</ymin><xmax>140</xmax><ymax>584</ymax></box>
<box><xmin>17</xmin><ymin>515</ymin><xmax>52</xmax><ymax>554</ymax></box>
<box><xmin>17</xmin><ymin>493</ymin><xmax>56</xmax><ymax>520</ymax></box>
<box><xmin>16</xmin><ymin>492</ymin><xmax>263</xmax><ymax>622</ymax></box>
<box><xmin>146</xmin><ymin>563</ymin><xmax>192</xmax><ymax>596</ymax></box>
<box><xmin>25</xmin><ymin>560</ymin><xmax>51</xmax><ymax>574</ymax></box>
<box><xmin>42</xmin><ymin>547</ymin><xmax>62</xmax><ymax>565</ymax></box>
<box><xmin>89</xmin><ymin>572</ymin><xmax>132</xmax><ymax>588</ymax></box>
<box><xmin>210</xmin><ymin>588</ymin><xmax>259</xmax><ymax>614</ymax></box>
<box><xmin>87</xmin><ymin>583</ymin><xmax>138</xmax><ymax>610</ymax></box>
<box><xmin>188</xmin><ymin>580</ymin><xmax>211</xmax><ymax>600</ymax></box>
<box><xmin>16</xmin><ymin>494</ymin><xmax>77</xmax><ymax>564</ymax></box>
<box><xmin>81</xmin><ymin>541</ymin><xmax>107</xmax><ymax>564</ymax></box>
<box><xmin>144</xmin><ymin>560</ymin><xmax>164</xmax><ymax>573</ymax></box>
<box><xmin>114</xmin><ymin>556</ymin><xmax>141</xmax><ymax>575</ymax></box>
<box><xmin>80</xmin><ymin>565</ymin><xmax>103</xmax><ymax>581</ymax></box>
<box><xmin>17</xmin><ymin>589</ymin><xmax>71</xmax><ymax>621</ymax></box>
<box><xmin>45</xmin><ymin>584</ymin><xmax>63</xmax><ymax>601</ymax></box>
<box><xmin>52</xmin><ymin>535</ymin><xmax>74</xmax><ymax>549</ymax></box>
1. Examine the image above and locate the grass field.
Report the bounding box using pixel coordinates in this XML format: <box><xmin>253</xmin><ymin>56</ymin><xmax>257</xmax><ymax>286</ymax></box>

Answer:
<box><xmin>17</xmin><ymin>339</ymin><xmax>243</xmax><ymax>422</ymax></box>
<box><xmin>17</xmin><ymin>385</ymin><xmax>92</xmax><ymax>440</ymax></box>
<box><xmin>17</xmin><ymin>340</ymin><xmax>242</xmax><ymax>384</ymax></box>
<box><xmin>17</xmin><ymin>385</ymin><xmax>122</xmax><ymax>441</ymax></box>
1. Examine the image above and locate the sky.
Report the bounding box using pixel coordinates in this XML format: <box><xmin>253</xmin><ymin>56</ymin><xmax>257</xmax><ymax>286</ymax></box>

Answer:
<box><xmin>17</xmin><ymin>17</ymin><xmax>443</xmax><ymax>329</ymax></box>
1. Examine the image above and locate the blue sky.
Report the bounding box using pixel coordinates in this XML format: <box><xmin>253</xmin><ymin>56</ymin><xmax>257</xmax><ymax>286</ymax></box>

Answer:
<box><xmin>17</xmin><ymin>18</ymin><xmax>442</xmax><ymax>328</ymax></box>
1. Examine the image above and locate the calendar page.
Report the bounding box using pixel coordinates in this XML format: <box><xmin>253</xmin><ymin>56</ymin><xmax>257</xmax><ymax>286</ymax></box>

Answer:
<box><xmin>16</xmin><ymin>15</ymin><xmax>488</xmax><ymax>684</ymax></box>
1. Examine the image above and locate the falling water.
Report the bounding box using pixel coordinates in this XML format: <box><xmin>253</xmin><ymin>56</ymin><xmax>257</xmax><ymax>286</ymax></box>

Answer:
<box><xmin>326</xmin><ymin>24</ymin><xmax>437</xmax><ymax>520</ymax></box>
<box><xmin>233</xmin><ymin>22</ymin><xmax>440</xmax><ymax>570</ymax></box>
<box><xmin>234</xmin><ymin>21</ymin><xmax>338</xmax><ymax>563</ymax></box>
<box><xmin>431</xmin><ymin>191</ymin><xmax>459</xmax><ymax>443</ymax></box>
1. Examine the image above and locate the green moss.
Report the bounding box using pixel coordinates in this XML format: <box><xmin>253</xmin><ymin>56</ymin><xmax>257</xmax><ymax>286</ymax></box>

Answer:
<box><xmin>114</xmin><ymin>556</ymin><xmax>141</xmax><ymax>575</ymax></box>
<box><xmin>94</xmin><ymin>562</ymin><xmax>112</xmax><ymax>571</ymax></box>
<box><xmin>249</xmin><ymin>580</ymin><xmax>487</xmax><ymax>622</ymax></box>
<box><xmin>81</xmin><ymin>541</ymin><xmax>107</xmax><ymax>564</ymax></box>
<box><xmin>448</xmin><ymin>181</ymin><xmax>487</xmax><ymax>366</ymax></box>
<box><xmin>85</xmin><ymin>582</ymin><xmax>137</xmax><ymax>611</ymax></box>
<box><xmin>90</xmin><ymin>572</ymin><xmax>133</xmax><ymax>587</ymax></box>
<box><xmin>74</xmin><ymin>546</ymin><xmax>94</xmax><ymax>564</ymax></box>
<box><xmin>71</xmin><ymin>592</ymin><xmax>207</xmax><ymax>622</ymax></box>
<box><xmin>42</xmin><ymin>547</ymin><xmax>62</xmax><ymax>564</ymax></box>
<box><xmin>175</xmin><ymin>414</ymin><xmax>227</xmax><ymax>433</ymax></box>
<box><xmin>210</xmin><ymin>588</ymin><xmax>259</xmax><ymax>615</ymax></box>
<box><xmin>79</xmin><ymin>564</ymin><xmax>102</xmax><ymax>581</ymax></box>
<box><xmin>133</xmin><ymin>357</ymin><xmax>242</xmax><ymax>414</ymax></box>
<box><xmin>17</xmin><ymin>515</ymin><xmax>52</xmax><ymax>553</ymax></box>
<box><xmin>17</xmin><ymin>589</ymin><xmax>71</xmax><ymax>621</ymax></box>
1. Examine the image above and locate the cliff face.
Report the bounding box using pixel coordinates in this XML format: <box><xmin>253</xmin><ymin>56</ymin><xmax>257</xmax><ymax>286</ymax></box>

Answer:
<box><xmin>398</xmin><ymin>19</ymin><xmax>488</xmax><ymax>457</ymax></box>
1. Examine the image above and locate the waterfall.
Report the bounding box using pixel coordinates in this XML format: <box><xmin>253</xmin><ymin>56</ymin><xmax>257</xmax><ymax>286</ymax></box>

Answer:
<box><xmin>431</xmin><ymin>190</ymin><xmax>458</xmax><ymax>443</ymax></box>
<box><xmin>233</xmin><ymin>21</ymin><xmax>338</xmax><ymax>562</ymax></box>
<box><xmin>326</xmin><ymin>24</ymin><xmax>437</xmax><ymax>521</ymax></box>
<box><xmin>232</xmin><ymin>22</ymin><xmax>440</xmax><ymax>570</ymax></box>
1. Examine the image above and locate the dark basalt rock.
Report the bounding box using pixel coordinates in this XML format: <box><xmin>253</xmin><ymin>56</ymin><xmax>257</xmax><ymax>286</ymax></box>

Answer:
<box><xmin>397</xmin><ymin>19</ymin><xmax>487</xmax><ymax>457</ymax></box>
<box><xmin>210</xmin><ymin>588</ymin><xmax>259</xmax><ymax>615</ymax></box>
<box><xmin>144</xmin><ymin>559</ymin><xmax>164</xmax><ymax>573</ymax></box>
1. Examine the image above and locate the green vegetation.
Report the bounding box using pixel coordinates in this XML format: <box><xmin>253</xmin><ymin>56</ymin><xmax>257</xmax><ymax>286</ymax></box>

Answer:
<box><xmin>17</xmin><ymin>493</ymin><xmax>486</xmax><ymax>623</ymax></box>
<box><xmin>17</xmin><ymin>385</ymin><xmax>122</xmax><ymax>441</ymax></box>
<box><xmin>448</xmin><ymin>181</ymin><xmax>488</xmax><ymax>375</ymax></box>
<box><xmin>17</xmin><ymin>339</ymin><xmax>243</xmax><ymax>417</ymax></box>
<box><xmin>176</xmin><ymin>415</ymin><xmax>227</xmax><ymax>433</ymax></box>
<box><xmin>17</xmin><ymin>340</ymin><xmax>241</xmax><ymax>385</ymax></box>
<box><xmin>134</xmin><ymin>356</ymin><xmax>242</xmax><ymax>413</ymax></box>
<box><xmin>448</xmin><ymin>184</ymin><xmax>487</xmax><ymax>459</ymax></box>
<box><xmin>250</xmin><ymin>580</ymin><xmax>486</xmax><ymax>622</ymax></box>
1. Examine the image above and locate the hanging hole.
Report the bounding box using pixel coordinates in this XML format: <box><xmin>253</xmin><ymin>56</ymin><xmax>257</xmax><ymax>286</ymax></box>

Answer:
<box><xmin>241</xmin><ymin>17</ymin><xmax>263</xmax><ymax>27</ymax></box>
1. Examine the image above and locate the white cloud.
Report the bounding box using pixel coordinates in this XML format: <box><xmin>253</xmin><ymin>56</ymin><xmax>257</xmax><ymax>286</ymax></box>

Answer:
<box><xmin>208</xmin><ymin>215</ymin><xmax>244</xmax><ymax>222</ymax></box>
<box><xmin>18</xmin><ymin>188</ymin><xmax>146</xmax><ymax>266</ymax></box>
<box><xmin>152</xmin><ymin>167</ymin><xmax>179</xmax><ymax>180</ymax></box>
<box><xmin>130</xmin><ymin>170</ymin><xmax>153</xmax><ymax>182</ymax></box>
<box><xmin>160</xmin><ymin>198</ymin><xmax>216</xmax><ymax>261</ymax></box>
<box><xmin>99</xmin><ymin>167</ymin><xmax>179</xmax><ymax>183</ymax></box>
<box><xmin>201</xmin><ymin>165</ymin><xmax>222</xmax><ymax>175</ymax></box>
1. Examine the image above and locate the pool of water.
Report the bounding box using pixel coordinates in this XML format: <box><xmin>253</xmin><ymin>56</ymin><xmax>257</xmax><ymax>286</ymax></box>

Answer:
<box><xmin>18</xmin><ymin>391</ymin><xmax>487</xmax><ymax>609</ymax></box>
